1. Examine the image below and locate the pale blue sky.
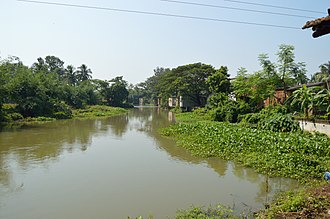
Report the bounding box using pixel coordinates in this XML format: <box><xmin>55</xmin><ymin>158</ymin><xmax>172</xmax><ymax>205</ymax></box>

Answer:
<box><xmin>1</xmin><ymin>0</ymin><xmax>329</xmax><ymax>84</ymax></box>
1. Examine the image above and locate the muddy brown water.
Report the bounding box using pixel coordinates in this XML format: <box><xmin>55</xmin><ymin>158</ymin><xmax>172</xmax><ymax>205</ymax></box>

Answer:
<box><xmin>0</xmin><ymin>107</ymin><xmax>299</xmax><ymax>219</ymax></box>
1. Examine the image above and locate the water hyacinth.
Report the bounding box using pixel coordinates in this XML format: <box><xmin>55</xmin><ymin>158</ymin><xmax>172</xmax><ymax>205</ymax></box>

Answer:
<box><xmin>161</xmin><ymin>121</ymin><xmax>330</xmax><ymax>181</ymax></box>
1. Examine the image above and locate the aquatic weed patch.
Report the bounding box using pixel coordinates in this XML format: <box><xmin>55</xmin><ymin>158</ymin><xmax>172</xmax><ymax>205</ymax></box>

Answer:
<box><xmin>73</xmin><ymin>105</ymin><xmax>128</xmax><ymax>118</ymax></box>
<box><xmin>161</xmin><ymin>121</ymin><xmax>330</xmax><ymax>181</ymax></box>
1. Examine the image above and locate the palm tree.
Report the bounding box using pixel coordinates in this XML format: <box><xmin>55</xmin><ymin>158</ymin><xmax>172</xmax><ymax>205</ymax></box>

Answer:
<box><xmin>311</xmin><ymin>61</ymin><xmax>330</xmax><ymax>82</ymax></box>
<box><xmin>64</xmin><ymin>65</ymin><xmax>77</xmax><ymax>85</ymax></box>
<box><xmin>77</xmin><ymin>64</ymin><xmax>92</xmax><ymax>82</ymax></box>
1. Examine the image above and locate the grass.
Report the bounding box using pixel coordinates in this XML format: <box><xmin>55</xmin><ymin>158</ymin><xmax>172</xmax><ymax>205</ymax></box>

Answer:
<box><xmin>129</xmin><ymin>204</ymin><xmax>246</xmax><ymax>219</ymax></box>
<box><xmin>257</xmin><ymin>182</ymin><xmax>330</xmax><ymax>218</ymax></box>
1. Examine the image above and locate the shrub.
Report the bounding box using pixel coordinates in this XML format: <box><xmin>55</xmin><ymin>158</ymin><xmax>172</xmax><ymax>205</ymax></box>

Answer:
<box><xmin>210</xmin><ymin>100</ymin><xmax>250</xmax><ymax>123</ymax></box>
<box><xmin>258</xmin><ymin>113</ymin><xmax>300</xmax><ymax>132</ymax></box>
<box><xmin>176</xmin><ymin>204</ymin><xmax>239</xmax><ymax>219</ymax></box>
<box><xmin>7</xmin><ymin>112</ymin><xmax>24</xmax><ymax>121</ymax></box>
<box><xmin>239</xmin><ymin>106</ymin><xmax>300</xmax><ymax>133</ymax></box>
<box><xmin>53</xmin><ymin>111</ymin><xmax>72</xmax><ymax>119</ymax></box>
<box><xmin>0</xmin><ymin>110</ymin><xmax>6</xmax><ymax>122</ymax></box>
<box><xmin>51</xmin><ymin>101</ymin><xmax>73</xmax><ymax>119</ymax></box>
<box><xmin>2</xmin><ymin>104</ymin><xmax>18</xmax><ymax>113</ymax></box>
<box><xmin>238</xmin><ymin>112</ymin><xmax>265</xmax><ymax>124</ymax></box>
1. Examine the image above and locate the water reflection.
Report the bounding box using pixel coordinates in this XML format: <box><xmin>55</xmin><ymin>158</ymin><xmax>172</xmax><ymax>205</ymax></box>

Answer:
<box><xmin>126</xmin><ymin>108</ymin><xmax>299</xmax><ymax>209</ymax></box>
<box><xmin>0</xmin><ymin>117</ymin><xmax>128</xmax><ymax>189</ymax></box>
<box><xmin>0</xmin><ymin>107</ymin><xmax>299</xmax><ymax>218</ymax></box>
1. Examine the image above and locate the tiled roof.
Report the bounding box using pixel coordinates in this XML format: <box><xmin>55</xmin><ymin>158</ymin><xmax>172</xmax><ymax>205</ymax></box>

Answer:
<box><xmin>302</xmin><ymin>9</ymin><xmax>330</xmax><ymax>38</ymax></box>
<box><xmin>287</xmin><ymin>82</ymin><xmax>326</xmax><ymax>91</ymax></box>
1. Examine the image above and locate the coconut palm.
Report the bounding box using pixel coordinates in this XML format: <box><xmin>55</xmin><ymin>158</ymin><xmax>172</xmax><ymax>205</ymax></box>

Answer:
<box><xmin>311</xmin><ymin>61</ymin><xmax>330</xmax><ymax>82</ymax></box>
<box><xmin>64</xmin><ymin>65</ymin><xmax>77</xmax><ymax>85</ymax></box>
<box><xmin>77</xmin><ymin>64</ymin><xmax>92</xmax><ymax>82</ymax></box>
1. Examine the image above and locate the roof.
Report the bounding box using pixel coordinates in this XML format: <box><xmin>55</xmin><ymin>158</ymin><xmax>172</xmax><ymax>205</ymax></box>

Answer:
<box><xmin>274</xmin><ymin>82</ymin><xmax>326</xmax><ymax>92</ymax></box>
<box><xmin>302</xmin><ymin>9</ymin><xmax>330</xmax><ymax>38</ymax></box>
<box><xmin>287</xmin><ymin>82</ymin><xmax>326</xmax><ymax>91</ymax></box>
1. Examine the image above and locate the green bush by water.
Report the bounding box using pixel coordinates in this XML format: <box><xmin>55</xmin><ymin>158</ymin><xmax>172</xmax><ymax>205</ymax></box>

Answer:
<box><xmin>129</xmin><ymin>204</ymin><xmax>244</xmax><ymax>219</ymax></box>
<box><xmin>73</xmin><ymin>105</ymin><xmax>128</xmax><ymax>118</ymax></box>
<box><xmin>161</xmin><ymin>121</ymin><xmax>330</xmax><ymax>181</ymax></box>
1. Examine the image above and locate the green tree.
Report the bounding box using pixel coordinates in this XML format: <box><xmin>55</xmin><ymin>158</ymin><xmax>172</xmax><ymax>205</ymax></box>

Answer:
<box><xmin>1</xmin><ymin>55</ymin><xmax>106</xmax><ymax>118</ymax></box>
<box><xmin>258</xmin><ymin>53</ymin><xmax>279</xmax><ymax>85</ymax></box>
<box><xmin>141</xmin><ymin>67</ymin><xmax>171</xmax><ymax>105</ymax></box>
<box><xmin>221</xmin><ymin>45</ymin><xmax>307</xmax><ymax>114</ymax></box>
<box><xmin>7</xmin><ymin>64</ymin><xmax>71</xmax><ymax>118</ymax></box>
<box><xmin>232</xmin><ymin>67</ymin><xmax>250</xmax><ymax>99</ymax></box>
<box><xmin>276</xmin><ymin>44</ymin><xmax>308</xmax><ymax>101</ymax></box>
<box><xmin>206</xmin><ymin>66</ymin><xmax>233</xmax><ymax>114</ymax></box>
<box><xmin>32</xmin><ymin>57</ymin><xmax>48</xmax><ymax>73</ymax></box>
<box><xmin>76</xmin><ymin>81</ymin><xmax>100</xmax><ymax>106</ymax></box>
<box><xmin>77</xmin><ymin>64</ymin><xmax>92</xmax><ymax>82</ymax></box>
<box><xmin>45</xmin><ymin>55</ymin><xmax>65</xmax><ymax>77</ymax></box>
<box><xmin>206</xmin><ymin>66</ymin><xmax>231</xmax><ymax>94</ymax></box>
<box><xmin>291</xmin><ymin>62</ymin><xmax>308</xmax><ymax>84</ymax></box>
<box><xmin>232</xmin><ymin>68</ymin><xmax>275</xmax><ymax>110</ymax></box>
<box><xmin>8</xmin><ymin>66</ymin><xmax>47</xmax><ymax>117</ymax></box>
<box><xmin>171</xmin><ymin>63</ymin><xmax>216</xmax><ymax>107</ymax></box>
<box><xmin>0</xmin><ymin>57</ymin><xmax>16</xmax><ymax>121</ymax></box>
<box><xmin>108</xmin><ymin>76</ymin><xmax>129</xmax><ymax>107</ymax></box>
<box><xmin>155</xmin><ymin>68</ymin><xmax>178</xmax><ymax>107</ymax></box>
<box><xmin>311</xmin><ymin>61</ymin><xmax>330</xmax><ymax>82</ymax></box>
<box><xmin>64</xmin><ymin>65</ymin><xmax>77</xmax><ymax>85</ymax></box>
<box><xmin>127</xmin><ymin>83</ymin><xmax>149</xmax><ymax>105</ymax></box>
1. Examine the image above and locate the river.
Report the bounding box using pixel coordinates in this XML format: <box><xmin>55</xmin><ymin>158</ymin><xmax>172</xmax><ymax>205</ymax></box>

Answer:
<box><xmin>0</xmin><ymin>107</ymin><xmax>298</xmax><ymax>219</ymax></box>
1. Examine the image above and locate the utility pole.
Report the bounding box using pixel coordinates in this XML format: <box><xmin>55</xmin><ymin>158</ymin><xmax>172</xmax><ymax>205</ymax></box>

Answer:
<box><xmin>302</xmin><ymin>9</ymin><xmax>330</xmax><ymax>38</ymax></box>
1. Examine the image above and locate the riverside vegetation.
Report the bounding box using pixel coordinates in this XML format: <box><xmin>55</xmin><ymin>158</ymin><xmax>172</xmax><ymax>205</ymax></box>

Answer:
<box><xmin>0</xmin><ymin>55</ymin><xmax>132</xmax><ymax>125</ymax></box>
<box><xmin>159</xmin><ymin>109</ymin><xmax>330</xmax><ymax>219</ymax></box>
<box><xmin>128</xmin><ymin>45</ymin><xmax>330</xmax><ymax>218</ymax></box>
<box><xmin>0</xmin><ymin>104</ymin><xmax>128</xmax><ymax>130</ymax></box>
<box><xmin>2</xmin><ymin>46</ymin><xmax>330</xmax><ymax>218</ymax></box>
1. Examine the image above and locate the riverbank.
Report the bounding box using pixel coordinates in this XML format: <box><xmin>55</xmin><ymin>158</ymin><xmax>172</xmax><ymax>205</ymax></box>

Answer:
<box><xmin>0</xmin><ymin>105</ymin><xmax>129</xmax><ymax>128</ymax></box>
<box><xmin>161</xmin><ymin>111</ymin><xmax>330</xmax><ymax>218</ymax></box>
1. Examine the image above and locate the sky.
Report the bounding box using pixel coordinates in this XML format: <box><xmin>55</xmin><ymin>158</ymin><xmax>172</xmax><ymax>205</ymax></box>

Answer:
<box><xmin>1</xmin><ymin>0</ymin><xmax>329</xmax><ymax>85</ymax></box>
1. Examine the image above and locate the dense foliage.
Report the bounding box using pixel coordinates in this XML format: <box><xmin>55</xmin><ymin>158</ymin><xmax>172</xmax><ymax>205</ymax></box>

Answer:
<box><xmin>238</xmin><ymin>106</ymin><xmax>300</xmax><ymax>132</ymax></box>
<box><xmin>175</xmin><ymin>204</ymin><xmax>241</xmax><ymax>219</ymax></box>
<box><xmin>161</xmin><ymin>120</ymin><xmax>330</xmax><ymax>181</ymax></box>
<box><xmin>72</xmin><ymin>105</ymin><xmax>128</xmax><ymax>118</ymax></box>
<box><xmin>311</xmin><ymin>61</ymin><xmax>330</xmax><ymax>82</ymax></box>
<box><xmin>257</xmin><ymin>183</ymin><xmax>330</xmax><ymax>219</ymax></box>
<box><xmin>129</xmin><ymin>204</ymin><xmax>242</xmax><ymax>219</ymax></box>
<box><xmin>0</xmin><ymin>55</ymin><xmax>131</xmax><ymax>122</ymax></box>
<box><xmin>132</xmin><ymin>45</ymin><xmax>330</xmax><ymax>122</ymax></box>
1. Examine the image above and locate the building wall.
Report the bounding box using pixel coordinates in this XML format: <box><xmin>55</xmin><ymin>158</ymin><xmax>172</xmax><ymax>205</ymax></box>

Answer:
<box><xmin>299</xmin><ymin>121</ymin><xmax>330</xmax><ymax>137</ymax></box>
<box><xmin>168</xmin><ymin>97</ymin><xmax>176</xmax><ymax>107</ymax></box>
<box><xmin>264</xmin><ymin>90</ymin><xmax>287</xmax><ymax>107</ymax></box>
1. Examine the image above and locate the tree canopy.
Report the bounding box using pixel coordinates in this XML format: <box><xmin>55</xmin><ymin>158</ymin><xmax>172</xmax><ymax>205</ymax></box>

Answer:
<box><xmin>0</xmin><ymin>55</ymin><xmax>131</xmax><ymax>122</ymax></box>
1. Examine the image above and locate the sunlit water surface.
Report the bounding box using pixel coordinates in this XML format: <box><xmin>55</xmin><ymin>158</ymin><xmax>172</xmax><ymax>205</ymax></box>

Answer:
<box><xmin>0</xmin><ymin>108</ymin><xmax>299</xmax><ymax>219</ymax></box>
